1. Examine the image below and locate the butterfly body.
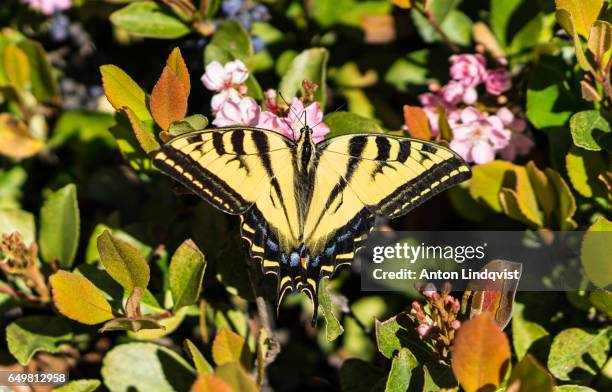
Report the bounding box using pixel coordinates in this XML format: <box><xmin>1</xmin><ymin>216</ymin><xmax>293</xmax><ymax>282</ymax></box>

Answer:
<box><xmin>153</xmin><ymin>126</ymin><xmax>471</xmax><ymax>323</ymax></box>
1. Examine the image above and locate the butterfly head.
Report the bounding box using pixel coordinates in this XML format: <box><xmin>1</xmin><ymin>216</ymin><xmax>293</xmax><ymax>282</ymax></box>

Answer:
<box><xmin>296</xmin><ymin>125</ymin><xmax>316</xmax><ymax>175</ymax></box>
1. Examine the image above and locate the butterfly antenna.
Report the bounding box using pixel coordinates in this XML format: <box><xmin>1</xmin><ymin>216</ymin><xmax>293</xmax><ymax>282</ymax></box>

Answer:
<box><xmin>278</xmin><ymin>90</ymin><xmax>306</xmax><ymax>139</ymax></box>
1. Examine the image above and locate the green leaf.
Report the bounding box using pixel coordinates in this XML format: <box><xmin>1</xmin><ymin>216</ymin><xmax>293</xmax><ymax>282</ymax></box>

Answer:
<box><xmin>214</xmin><ymin>362</ymin><xmax>258</xmax><ymax>392</ymax></box>
<box><xmin>556</xmin><ymin>0</ymin><xmax>604</xmax><ymax>39</ymax></box>
<box><xmin>54</xmin><ymin>379</ymin><xmax>101</xmax><ymax>392</ymax></box>
<box><xmin>545</xmin><ymin>168</ymin><xmax>578</xmax><ymax>230</ymax></box>
<box><xmin>99</xmin><ymin>316</ymin><xmax>164</xmax><ymax>333</ymax></box>
<box><xmin>50</xmin><ymin>270</ymin><xmax>115</xmax><ymax>325</ymax></box>
<box><xmin>184</xmin><ymin>338</ymin><xmax>214</xmax><ymax>374</ymax></box>
<box><xmin>169</xmin><ymin>239</ymin><xmax>206</xmax><ymax>312</ymax></box>
<box><xmin>512</xmin><ymin>302</ymin><xmax>550</xmax><ymax>360</ymax></box>
<box><xmin>121</xmin><ymin>107</ymin><xmax>160</xmax><ymax>154</ymax></box>
<box><xmin>375</xmin><ymin>313</ymin><xmax>434</xmax><ymax>361</ymax></box>
<box><xmin>566</xmin><ymin>146</ymin><xmax>609</xmax><ymax>199</ymax></box>
<box><xmin>384</xmin><ymin>348</ymin><xmax>417</xmax><ymax>392</ymax></box>
<box><xmin>205</xmin><ymin>20</ymin><xmax>252</xmax><ymax>63</ymax></box>
<box><xmin>16</xmin><ymin>39</ymin><xmax>59</xmax><ymax>103</ymax></box>
<box><xmin>128</xmin><ymin>306</ymin><xmax>189</xmax><ymax>340</ymax></box>
<box><xmin>412</xmin><ymin>9</ymin><xmax>473</xmax><ymax>46</ymax></box>
<box><xmin>309</xmin><ymin>0</ymin><xmax>392</xmax><ymax>28</ymax></box>
<box><xmin>49</xmin><ymin>110</ymin><xmax>116</xmax><ymax>150</ymax></box>
<box><xmin>556</xmin><ymin>9</ymin><xmax>594</xmax><ymax>72</ymax></box>
<box><xmin>85</xmin><ymin>224</ymin><xmax>152</xmax><ymax>265</ymax></box>
<box><xmin>570</xmin><ymin>110</ymin><xmax>611</xmax><ymax>151</ymax></box>
<box><xmin>3</xmin><ymin>44</ymin><xmax>29</xmax><ymax>90</ymax></box>
<box><xmin>168</xmin><ymin>114</ymin><xmax>209</xmax><ymax>136</ymax></box>
<box><xmin>0</xmin><ymin>208</ymin><xmax>35</xmax><ymax>244</ymax></box>
<box><xmin>324</xmin><ymin>111</ymin><xmax>383</xmax><ymax>138</ymax></box>
<box><xmin>101</xmin><ymin>342</ymin><xmax>195</xmax><ymax>392</ymax></box>
<box><xmin>555</xmin><ymin>386</ymin><xmax>598</xmax><ymax>392</ymax></box>
<box><xmin>340</xmin><ymin>358</ymin><xmax>385</xmax><ymax>392</ymax></box>
<box><xmin>39</xmin><ymin>183</ymin><xmax>80</xmax><ymax>268</ymax></box>
<box><xmin>212</xmin><ymin>327</ymin><xmax>252</xmax><ymax>368</ymax></box>
<box><xmin>97</xmin><ymin>230</ymin><xmax>150</xmax><ymax>294</ymax></box>
<box><xmin>581</xmin><ymin>217</ymin><xmax>612</xmax><ymax>288</ymax></box>
<box><xmin>100</xmin><ymin>64</ymin><xmax>152</xmax><ymax>122</ymax></box>
<box><xmin>508</xmin><ymin>355</ymin><xmax>555</xmax><ymax>392</ymax></box>
<box><xmin>318</xmin><ymin>277</ymin><xmax>344</xmax><ymax>341</ymax></box>
<box><xmin>547</xmin><ymin>327</ymin><xmax>611</xmax><ymax>382</ymax></box>
<box><xmin>109</xmin><ymin>111</ymin><xmax>153</xmax><ymax>171</ymax></box>
<box><xmin>279</xmin><ymin>48</ymin><xmax>329</xmax><ymax>107</ymax></box>
<box><xmin>590</xmin><ymin>290</ymin><xmax>612</xmax><ymax>317</ymax></box>
<box><xmin>469</xmin><ymin>160</ymin><xmax>515</xmax><ymax>212</ymax></box>
<box><xmin>491</xmin><ymin>0</ymin><xmax>554</xmax><ymax>54</ymax></box>
<box><xmin>527</xmin><ymin>55</ymin><xmax>582</xmax><ymax>129</ymax></box>
<box><xmin>6</xmin><ymin>316</ymin><xmax>73</xmax><ymax>365</ymax></box>
<box><xmin>110</xmin><ymin>2</ymin><xmax>190</xmax><ymax>39</ymax></box>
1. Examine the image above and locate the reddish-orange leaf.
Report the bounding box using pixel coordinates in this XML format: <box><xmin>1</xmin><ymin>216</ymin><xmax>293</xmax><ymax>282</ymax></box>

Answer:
<box><xmin>150</xmin><ymin>66</ymin><xmax>188</xmax><ymax>130</ymax></box>
<box><xmin>190</xmin><ymin>374</ymin><xmax>233</xmax><ymax>392</ymax></box>
<box><xmin>167</xmin><ymin>47</ymin><xmax>191</xmax><ymax>98</ymax></box>
<box><xmin>403</xmin><ymin>105</ymin><xmax>432</xmax><ymax>140</ymax></box>
<box><xmin>451</xmin><ymin>312</ymin><xmax>511</xmax><ymax>392</ymax></box>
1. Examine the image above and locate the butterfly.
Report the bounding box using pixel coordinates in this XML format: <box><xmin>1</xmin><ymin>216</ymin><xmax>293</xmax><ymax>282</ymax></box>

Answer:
<box><xmin>153</xmin><ymin>125</ymin><xmax>471</xmax><ymax>324</ymax></box>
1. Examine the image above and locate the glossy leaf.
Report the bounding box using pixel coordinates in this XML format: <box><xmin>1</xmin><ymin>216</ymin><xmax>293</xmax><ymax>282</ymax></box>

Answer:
<box><xmin>151</xmin><ymin>66</ymin><xmax>188</xmax><ymax>130</ymax></box>
<box><xmin>102</xmin><ymin>342</ymin><xmax>195</xmax><ymax>392</ymax></box>
<box><xmin>110</xmin><ymin>2</ymin><xmax>190</xmax><ymax>39</ymax></box>
<box><xmin>121</xmin><ymin>106</ymin><xmax>159</xmax><ymax>154</ymax></box>
<box><xmin>0</xmin><ymin>208</ymin><xmax>35</xmax><ymax>244</ymax></box>
<box><xmin>384</xmin><ymin>348</ymin><xmax>417</xmax><ymax>392</ymax></box>
<box><xmin>555</xmin><ymin>0</ymin><xmax>604</xmax><ymax>39</ymax></box>
<box><xmin>184</xmin><ymin>339</ymin><xmax>214</xmax><ymax>374</ymax></box>
<box><xmin>97</xmin><ymin>229</ymin><xmax>150</xmax><ymax>293</ymax></box>
<box><xmin>547</xmin><ymin>327</ymin><xmax>611</xmax><ymax>382</ymax></box>
<box><xmin>279</xmin><ymin>47</ymin><xmax>329</xmax><ymax>107</ymax></box>
<box><xmin>50</xmin><ymin>270</ymin><xmax>114</xmax><ymax>325</ymax></box>
<box><xmin>588</xmin><ymin>21</ymin><xmax>612</xmax><ymax>67</ymax></box>
<box><xmin>569</xmin><ymin>110</ymin><xmax>611</xmax><ymax>151</ymax></box>
<box><xmin>403</xmin><ymin>105</ymin><xmax>431</xmax><ymax>140</ymax></box>
<box><xmin>319</xmin><ymin>277</ymin><xmax>344</xmax><ymax>341</ymax></box>
<box><xmin>590</xmin><ymin>290</ymin><xmax>612</xmax><ymax>317</ymax></box>
<box><xmin>214</xmin><ymin>362</ymin><xmax>258</xmax><ymax>392</ymax></box>
<box><xmin>545</xmin><ymin>168</ymin><xmax>578</xmax><ymax>230</ymax></box>
<box><xmin>212</xmin><ymin>327</ymin><xmax>252</xmax><ymax>368</ymax></box>
<box><xmin>101</xmin><ymin>64</ymin><xmax>152</xmax><ymax>121</ymax></box>
<box><xmin>0</xmin><ymin>113</ymin><xmax>44</xmax><ymax>159</ymax></box>
<box><xmin>98</xmin><ymin>316</ymin><xmax>164</xmax><ymax>333</ymax></box>
<box><xmin>4</xmin><ymin>43</ymin><xmax>29</xmax><ymax>90</ymax></box>
<box><xmin>469</xmin><ymin>160</ymin><xmax>515</xmax><ymax>212</ymax></box>
<box><xmin>566</xmin><ymin>146</ymin><xmax>608</xmax><ymax>199</ymax></box>
<box><xmin>507</xmin><ymin>354</ymin><xmax>555</xmax><ymax>392</ymax></box>
<box><xmin>39</xmin><ymin>183</ymin><xmax>80</xmax><ymax>268</ymax></box>
<box><xmin>54</xmin><ymin>379</ymin><xmax>101</xmax><ymax>392</ymax></box>
<box><xmin>169</xmin><ymin>239</ymin><xmax>206</xmax><ymax>312</ymax></box>
<box><xmin>167</xmin><ymin>47</ymin><xmax>190</xmax><ymax>97</ymax></box>
<box><xmin>512</xmin><ymin>302</ymin><xmax>550</xmax><ymax>359</ymax></box>
<box><xmin>6</xmin><ymin>316</ymin><xmax>73</xmax><ymax>365</ymax></box>
<box><xmin>451</xmin><ymin>312</ymin><xmax>511</xmax><ymax>392</ymax></box>
<box><xmin>581</xmin><ymin>217</ymin><xmax>612</xmax><ymax>288</ymax></box>
<box><xmin>324</xmin><ymin>111</ymin><xmax>383</xmax><ymax>138</ymax></box>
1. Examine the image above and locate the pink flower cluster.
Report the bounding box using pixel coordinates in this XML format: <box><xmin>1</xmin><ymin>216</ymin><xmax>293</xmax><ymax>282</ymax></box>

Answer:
<box><xmin>21</xmin><ymin>0</ymin><xmax>71</xmax><ymax>15</ymax></box>
<box><xmin>419</xmin><ymin>54</ymin><xmax>532</xmax><ymax>164</ymax></box>
<box><xmin>201</xmin><ymin>60</ymin><xmax>330</xmax><ymax>142</ymax></box>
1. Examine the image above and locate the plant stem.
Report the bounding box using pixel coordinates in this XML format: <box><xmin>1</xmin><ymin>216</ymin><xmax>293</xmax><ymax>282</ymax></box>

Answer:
<box><xmin>416</xmin><ymin>7</ymin><xmax>461</xmax><ymax>53</ymax></box>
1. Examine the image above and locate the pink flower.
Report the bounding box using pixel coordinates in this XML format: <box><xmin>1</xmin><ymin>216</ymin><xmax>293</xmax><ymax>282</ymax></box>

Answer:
<box><xmin>462</xmin><ymin>87</ymin><xmax>478</xmax><ymax>105</ymax></box>
<box><xmin>417</xmin><ymin>323</ymin><xmax>433</xmax><ymax>337</ymax></box>
<box><xmin>500</xmin><ymin>132</ymin><xmax>534</xmax><ymax>161</ymax></box>
<box><xmin>441</xmin><ymin>81</ymin><xmax>464</xmax><ymax>106</ymax></box>
<box><xmin>257</xmin><ymin>98</ymin><xmax>330</xmax><ymax>143</ymax></box>
<box><xmin>201</xmin><ymin>60</ymin><xmax>249</xmax><ymax>91</ymax></box>
<box><xmin>263</xmin><ymin>89</ymin><xmax>280</xmax><ymax>114</ymax></box>
<box><xmin>22</xmin><ymin>0</ymin><xmax>71</xmax><ymax>15</ymax></box>
<box><xmin>201</xmin><ymin>60</ymin><xmax>249</xmax><ymax>113</ymax></box>
<box><xmin>212</xmin><ymin>96</ymin><xmax>260</xmax><ymax>127</ymax></box>
<box><xmin>450</xmin><ymin>107</ymin><xmax>511</xmax><ymax>164</ymax></box>
<box><xmin>486</xmin><ymin>68</ymin><xmax>511</xmax><ymax>96</ymax></box>
<box><xmin>449</xmin><ymin>54</ymin><xmax>487</xmax><ymax>88</ymax></box>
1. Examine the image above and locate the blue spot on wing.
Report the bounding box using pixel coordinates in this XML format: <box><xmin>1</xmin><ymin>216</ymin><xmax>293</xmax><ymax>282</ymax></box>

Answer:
<box><xmin>290</xmin><ymin>252</ymin><xmax>300</xmax><ymax>267</ymax></box>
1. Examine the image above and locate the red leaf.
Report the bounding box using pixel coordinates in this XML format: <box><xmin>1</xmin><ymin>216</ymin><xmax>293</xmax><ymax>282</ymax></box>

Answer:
<box><xmin>451</xmin><ymin>312</ymin><xmax>511</xmax><ymax>392</ymax></box>
<box><xmin>167</xmin><ymin>47</ymin><xmax>191</xmax><ymax>98</ymax></box>
<box><xmin>403</xmin><ymin>105</ymin><xmax>432</xmax><ymax>140</ymax></box>
<box><xmin>150</xmin><ymin>66</ymin><xmax>188</xmax><ymax>130</ymax></box>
